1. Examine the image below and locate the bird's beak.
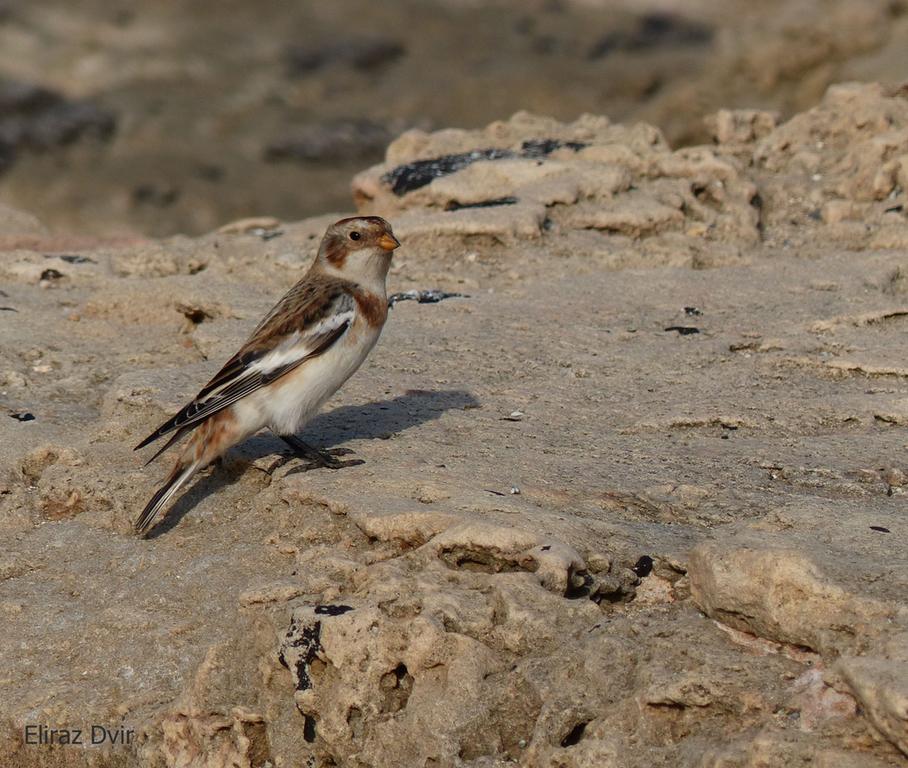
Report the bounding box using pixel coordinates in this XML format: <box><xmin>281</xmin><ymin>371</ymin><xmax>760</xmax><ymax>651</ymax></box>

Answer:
<box><xmin>378</xmin><ymin>232</ymin><xmax>400</xmax><ymax>252</ymax></box>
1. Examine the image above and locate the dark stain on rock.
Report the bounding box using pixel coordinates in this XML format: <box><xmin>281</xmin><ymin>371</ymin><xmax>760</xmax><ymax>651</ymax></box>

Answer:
<box><xmin>383</xmin><ymin>148</ymin><xmax>514</xmax><ymax>195</ymax></box>
<box><xmin>445</xmin><ymin>196</ymin><xmax>519</xmax><ymax>211</ymax></box>
<box><xmin>383</xmin><ymin>139</ymin><xmax>587</xmax><ymax>196</ymax></box>
<box><xmin>520</xmin><ymin>138</ymin><xmax>587</xmax><ymax>157</ymax></box>
<box><xmin>314</xmin><ymin>604</ymin><xmax>354</xmax><ymax>616</ymax></box>
<box><xmin>295</xmin><ymin>627</ymin><xmax>321</xmax><ymax>691</ymax></box>
<box><xmin>281</xmin><ymin>616</ymin><xmax>322</xmax><ymax>692</ymax></box>
<box><xmin>303</xmin><ymin>715</ymin><xmax>317</xmax><ymax>743</ymax></box>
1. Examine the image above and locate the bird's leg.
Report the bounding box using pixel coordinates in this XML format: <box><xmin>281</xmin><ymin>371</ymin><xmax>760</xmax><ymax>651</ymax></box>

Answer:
<box><xmin>278</xmin><ymin>434</ymin><xmax>363</xmax><ymax>469</ymax></box>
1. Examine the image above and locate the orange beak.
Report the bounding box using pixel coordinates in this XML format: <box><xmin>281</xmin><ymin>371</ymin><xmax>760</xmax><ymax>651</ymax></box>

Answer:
<box><xmin>378</xmin><ymin>232</ymin><xmax>400</xmax><ymax>252</ymax></box>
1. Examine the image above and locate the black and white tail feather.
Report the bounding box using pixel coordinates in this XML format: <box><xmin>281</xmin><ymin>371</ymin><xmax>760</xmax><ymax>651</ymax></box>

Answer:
<box><xmin>133</xmin><ymin>462</ymin><xmax>199</xmax><ymax>534</ymax></box>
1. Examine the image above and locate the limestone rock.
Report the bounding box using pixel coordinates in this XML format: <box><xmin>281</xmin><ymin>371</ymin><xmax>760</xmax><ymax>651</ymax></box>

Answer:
<box><xmin>353</xmin><ymin>112</ymin><xmax>761</xmax><ymax>249</ymax></box>
<box><xmin>688</xmin><ymin>539</ymin><xmax>902</xmax><ymax>656</ymax></box>
<box><xmin>837</xmin><ymin>655</ymin><xmax>908</xmax><ymax>756</ymax></box>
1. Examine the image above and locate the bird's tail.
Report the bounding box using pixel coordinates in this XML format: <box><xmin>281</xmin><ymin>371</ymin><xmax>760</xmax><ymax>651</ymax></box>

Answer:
<box><xmin>135</xmin><ymin>461</ymin><xmax>199</xmax><ymax>535</ymax></box>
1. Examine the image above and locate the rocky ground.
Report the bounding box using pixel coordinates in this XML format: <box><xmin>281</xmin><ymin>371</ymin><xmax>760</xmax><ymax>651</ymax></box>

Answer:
<box><xmin>1</xmin><ymin>83</ymin><xmax>908</xmax><ymax>766</ymax></box>
<box><xmin>1</xmin><ymin>0</ymin><xmax>908</xmax><ymax>236</ymax></box>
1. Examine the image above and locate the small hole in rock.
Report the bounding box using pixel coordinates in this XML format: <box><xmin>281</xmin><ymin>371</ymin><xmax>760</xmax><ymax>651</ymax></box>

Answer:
<box><xmin>560</xmin><ymin>721</ymin><xmax>588</xmax><ymax>748</ymax></box>
<box><xmin>632</xmin><ymin>556</ymin><xmax>654</xmax><ymax>577</ymax></box>
<box><xmin>565</xmin><ymin>571</ymin><xmax>593</xmax><ymax>599</ymax></box>
<box><xmin>303</xmin><ymin>715</ymin><xmax>316</xmax><ymax>743</ymax></box>
<box><xmin>347</xmin><ymin>707</ymin><xmax>363</xmax><ymax>740</ymax></box>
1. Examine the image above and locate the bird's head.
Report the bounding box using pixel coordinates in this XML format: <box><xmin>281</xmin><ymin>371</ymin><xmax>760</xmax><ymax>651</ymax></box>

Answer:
<box><xmin>315</xmin><ymin>216</ymin><xmax>400</xmax><ymax>288</ymax></box>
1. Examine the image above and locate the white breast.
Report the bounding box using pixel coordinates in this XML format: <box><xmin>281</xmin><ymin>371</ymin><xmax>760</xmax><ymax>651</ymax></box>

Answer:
<box><xmin>234</xmin><ymin>319</ymin><xmax>383</xmax><ymax>437</ymax></box>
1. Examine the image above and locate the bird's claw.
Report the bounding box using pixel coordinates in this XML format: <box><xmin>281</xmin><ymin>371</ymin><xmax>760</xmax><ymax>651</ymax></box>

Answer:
<box><xmin>278</xmin><ymin>434</ymin><xmax>363</xmax><ymax>470</ymax></box>
<box><xmin>318</xmin><ymin>456</ymin><xmax>365</xmax><ymax>470</ymax></box>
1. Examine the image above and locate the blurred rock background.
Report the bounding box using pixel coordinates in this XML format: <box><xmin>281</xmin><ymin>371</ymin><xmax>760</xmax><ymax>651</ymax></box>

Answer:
<box><xmin>0</xmin><ymin>0</ymin><xmax>905</xmax><ymax>236</ymax></box>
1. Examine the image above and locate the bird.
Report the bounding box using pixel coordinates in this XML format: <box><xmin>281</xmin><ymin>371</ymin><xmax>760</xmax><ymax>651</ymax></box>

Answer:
<box><xmin>133</xmin><ymin>215</ymin><xmax>400</xmax><ymax>535</ymax></box>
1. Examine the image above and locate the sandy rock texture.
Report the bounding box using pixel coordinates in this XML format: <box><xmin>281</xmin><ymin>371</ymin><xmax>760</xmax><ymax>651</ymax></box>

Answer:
<box><xmin>1</xmin><ymin>0</ymin><xmax>908</xmax><ymax>235</ymax></box>
<box><xmin>1</xmin><ymin>83</ymin><xmax>908</xmax><ymax>767</ymax></box>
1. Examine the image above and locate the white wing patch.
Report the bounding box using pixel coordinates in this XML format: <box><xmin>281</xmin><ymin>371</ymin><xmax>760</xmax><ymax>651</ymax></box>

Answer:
<box><xmin>251</xmin><ymin>309</ymin><xmax>355</xmax><ymax>376</ymax></box>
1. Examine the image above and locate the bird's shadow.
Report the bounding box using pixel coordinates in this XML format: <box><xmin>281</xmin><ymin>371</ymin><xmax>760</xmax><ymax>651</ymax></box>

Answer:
<box><xmin>143</xmin><ymin>389</ymin><xmax>479</xmax><ymax>538</ymax></box>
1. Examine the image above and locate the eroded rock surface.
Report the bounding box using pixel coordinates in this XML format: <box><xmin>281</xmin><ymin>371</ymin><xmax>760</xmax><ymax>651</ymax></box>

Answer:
<box><xmin>1</xmin><ymin>84</ymin><xmax>908</xmax><ymax>767</ymax></box>
<box><xmin>354</xmin><ymin>113</ymin><xmax>760</xmax><ymax>255</ymax></box>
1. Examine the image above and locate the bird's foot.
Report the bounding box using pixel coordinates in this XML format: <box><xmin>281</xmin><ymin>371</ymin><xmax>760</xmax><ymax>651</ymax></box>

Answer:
<box><xmin>305</xmin><ymin>449</ymin><xmax>364</xmax><ymax>471</ymax></box>
<box><xmin>279</xmin><ymin>435</ymin><xmax>364</xmax><ymax>470</ymax></box>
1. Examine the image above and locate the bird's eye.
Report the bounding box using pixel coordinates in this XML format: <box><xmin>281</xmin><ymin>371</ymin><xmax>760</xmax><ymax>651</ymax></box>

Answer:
<box><xmin>349</xmin><ymin>232</ymin><xmax>361</xmax><ymax>241</ymax></box>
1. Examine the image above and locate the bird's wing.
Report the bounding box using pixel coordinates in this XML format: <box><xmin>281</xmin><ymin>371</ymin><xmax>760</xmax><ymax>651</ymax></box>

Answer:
<box><xmin>135</xmin><ymin>279</ymin><xmax>355</xmax><ymax>452</ymax></box>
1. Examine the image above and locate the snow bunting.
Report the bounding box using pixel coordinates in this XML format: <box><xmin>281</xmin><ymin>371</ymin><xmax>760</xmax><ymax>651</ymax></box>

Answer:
<box><xmin>134</xmin><ymin>216</ymin><xmax>400</xmax><ymax>534</ymax></box>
